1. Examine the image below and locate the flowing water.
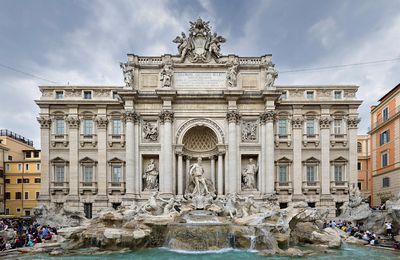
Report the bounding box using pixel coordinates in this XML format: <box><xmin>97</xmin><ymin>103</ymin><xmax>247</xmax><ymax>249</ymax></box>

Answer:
<box><xmin>8</xmin><ymin>245</ymin><xmax>400</xmax><ymax>260</ymax></box>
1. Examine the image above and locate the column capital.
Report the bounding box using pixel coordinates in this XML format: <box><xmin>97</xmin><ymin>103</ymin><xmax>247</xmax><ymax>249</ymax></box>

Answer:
<box><xmin>319</xmin><ymin>116</ymin><xmax>332</xmax><ymax>129</ymax></box>
<box><xmin>159</xmin><ymin>110</ymin><xmax>174</xmax><ymax>123</ymax></box>
<box><xmin>260</xmin><ymin>110</ymin><xmax>276</xmax><ymax>124</ymax></box>
<box><xmin>37</xmin><ymin>116</ymin><xmax>52</xmax><ymax>129</ymax></box>
<box><xmin>347</xmin><ymin>117</ymin><xmax>360</xmax><ymax>129</ymax></box>
<box><xmin>95</xmin><ymin>116</ymin><xmax>109</xmax><ymax>129</ymax></box>
<box><xmin>291</xmin><ymin>116</ymin><xmax>304</xmax><ymax>129</ymax></box>
<box><xmin>123</xmin><ymin>110</ymin><xmax>140</xmax><ymax>123</ymax></box>
<box><xmin>66</xmin><ymin>115</ymin><xmax>80</xmax><ymax>129</ymax></box>
<box><xmin>226</xmin><ymin>110</ymin><xmax>241</xmax><ymax>124</ymax></box>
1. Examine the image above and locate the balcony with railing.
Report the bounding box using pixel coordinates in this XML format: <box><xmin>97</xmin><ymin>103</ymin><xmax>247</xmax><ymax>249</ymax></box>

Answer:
<box><xmin>50</xmin><ymin>181</ymin><xmax>69</xmax><ymax>194</ymax></box>
<box><xmin>51</xmin><ymin>133</ymin><xmax>69</xmax><ymax>147</ymax></box>
<box><xmin>302</xmin><ymin>181</ymin><xmax>321</xmax><ymax>194</ymax></box>
<box><xmin>302</xmin><ymin>133</ymin><xmax>320</xmax><ymax>147</ymax></box>
<box><xmin>0</xmin><ymin>129</ymin><xmax>33</xmax><ymax>146</ymax></box>
<box><xmin>274</xmin><ymin>133</ymin><xmax>292</xmax><ymax>147</ymax></box>
<box><xmin>372</xmin><ymin>105</ymin><xmax>400</xmax><ymax>130</ymax></box>
<box><xmin>79</xmin><ymin>133</ymin><xmax>98</xmax><ymax>147</ymax></box>
<box><xmin>79</xmin><ymin>182</ymin><xmax>98</xmax><ymax>195</ymax></box>
<box><xmin>107</xmin><ymin>182</ymin><xmax>126</xmax><ymax>194</ymax></box>
<box><xmin>108</xmin><ymin>133</ymin><xmax>125</xmax><ymax>147</ymax></box>
<box><xmin>330</xmin><ymin>133</ymin><xmax>348</xmax><ymax>147</ymax></box>
<box><xmin>330</xmin><ymin>180</ymin><xmax>349</xmax><ymax>194</ymax></box>
<box><xmin>274</xmin><ymin>181</ymin><xmax>293</xmax><ymax>194</ymax></box>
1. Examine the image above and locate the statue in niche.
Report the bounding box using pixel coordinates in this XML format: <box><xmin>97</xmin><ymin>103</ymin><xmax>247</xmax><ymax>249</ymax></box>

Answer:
<box><xmin>159</xmin><ymin>63</ymin><xmax>173</xmax><ymax>87</ymax></box>
<box><xmin>120</xmin><ymin>62</ymin><xmax>134</xmax><ymax>89</ymax></box>
<box><xmin>185</xmin><ymin>157</ymin><xmax>216</xmax><ymax>198</ymax></box>
<box><xmin>264</xmin><ymin>64</ymin><xmax>278</xmax><ymax>89</ymax></box>
<box><xmin>241</xmin><ymin>158</ymin><xmax>258</xmax><ymax>190</ymax></box>
<box><xmin>226</xmin><ymin>63</ymin><xmax>239</xmax><ymax>88</ymax></box>
<box><xmin>143</xmin><ymin>159</ymin><xmax>159</xmax><ymax>191</ymax></box>
<box><xmin>143</xmin><ymin>121</ymin><xmax>158</xmax><ymax>142</ymax></box>
<box><xmin>242</xmin><ymin>121</ymin><xmax>257</xmax><ymax>141</ymax></box>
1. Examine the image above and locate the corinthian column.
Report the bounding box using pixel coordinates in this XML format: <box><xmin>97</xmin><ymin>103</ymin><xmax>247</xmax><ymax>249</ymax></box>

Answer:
<box><xmin>66</xmin><ymin>115</ymin><xmax>80</xmax><ymax>201</ymax></box>
<box><xmin>226</xmin><ymin>111</ymin><xmax>240</xmax><ymax>193</ymax></box>
<box><xmin>159</xmin><ymin>110</ymin><xmax>174</xmax><ymax>195</ymax></box>
<box><xmin>95</xmin><ymin>116</ymin><xmax>108</xmax><ymax>196</ymax></box>
<box><xmin>37</xmin><ymin>116</ymin><xmax>52</xmax><ymax>204</ymax></box>
<box><xmin>347</xmin><ymin>117</ymin><xmax>360</xmax><ymax>189</ymax></box>
<box><xmin>261</xmin><ymin>110</ymin><xmax>276</xmax><ymax>194</ymax></box>
<box><xmin>292</xmin><ymin>116</ymin><xmax>304</xmax><ymax>198</ymax></box>
<box><xmin>124</xmin><ymin>111</ymin><xmax>138</xmax><ymax>197</ymax></box>
<box><xmin>319</xmin><ymin>116</ymin><xmax>331</xmax><ymax>195</ymax></box>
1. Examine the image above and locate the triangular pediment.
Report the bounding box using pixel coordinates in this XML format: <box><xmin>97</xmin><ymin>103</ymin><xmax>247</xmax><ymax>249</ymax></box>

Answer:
<box><xmin>330</xmin><ymin>156</ymin><xmax>348</xmax><ymax>163</ymax></box>
<box><xmin>303</xmin><ymin>157</ymin><xmax>320</xmax><ymax>163</ymax></box>
<box><xmin>108</xmin><ymin>157</ymin><xmax>125</xmax><ymax>165</ymax></box>
<box><xmin>79</xmin><ymin>156</ymin><xmax>97</xmax><ymax>164</ymax></box>
<box><xmin>51</xmin><ymin>157</ymin><xmax>69</xmax><ymax>164</ymax></box>
<box><xmin>275</xmin><ymin>157</ymin><xmax>292</xmax><ymax>164</ymax></box>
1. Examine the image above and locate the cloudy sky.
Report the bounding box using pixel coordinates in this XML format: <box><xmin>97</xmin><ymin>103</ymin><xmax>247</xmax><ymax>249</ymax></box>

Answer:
<box><xmin>0</xmin><ymin>0</ymin><xmax>399</xmax><ymax>148</ymax></box>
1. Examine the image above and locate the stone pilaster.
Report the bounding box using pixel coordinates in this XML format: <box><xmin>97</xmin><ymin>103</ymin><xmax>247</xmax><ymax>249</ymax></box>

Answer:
<box><xmin>320</xmin><ymin>116</ymin><xmax>331</xmax><ymax>195</ymax></box>
<box><xmin>261</xmin><ymin>110</ymin><xmax>276</xmax><ymax>195</ymax></box>
<box><xmin>123</xmin><ymin>110</ymin><xmax>138</xmax><ymax>201</ymax></box>
<box><xmin>159</xmin><ymin>110</ymin><xmax>174</xmax><ymax>195</ymax></box>
<box><xmin>95</xmin><ymin>116</ymin><xmax>108</xmax><ymax>197</ymax></box>
<box><xmin>226</xmin><ymin>110</ymin><xmax>240</xmax><ymax>193</ymax></box>
<box><xmin>37</xmin><ymin>116</ymin><xmax>52</xmax><ymax>203</ymax></box>
<box><xmin>347</xmin><ymin>117</ymin><xmax>360</xmax><ymax>188</ymax></box>
<box><xmin>259</xmin><ymin>115</ymin><xmax>266</xmax><ymax>193</ymax></box>
<box><xmin>134</xmin><ymin>117</ymin><xmax>140</xmax><ymax>195</ymax></box>
<box><xmin>217</xmin><ymin>152</ymin><xmax>224</xmax><ymax>195</ymax></box>
<box><xmin>66</xmin><ymin>115</ymin><xmax>80</xmax><ymax>202</ymax></box>
<box><xmin>292</xmin><ymin>116</ymin><xmax>304</xmax><ymax>198</ymax></box>
<box><xmin>176</xmin><ymin>145</ymin><xmax>183</xmax><ymax>196</ymax></box>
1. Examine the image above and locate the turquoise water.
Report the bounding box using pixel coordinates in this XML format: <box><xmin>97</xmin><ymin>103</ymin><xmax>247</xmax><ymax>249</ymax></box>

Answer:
<box><xmin>11</xmin><ymin>245</ymin><xmax>400</xmax><ymax>260</ymax></box>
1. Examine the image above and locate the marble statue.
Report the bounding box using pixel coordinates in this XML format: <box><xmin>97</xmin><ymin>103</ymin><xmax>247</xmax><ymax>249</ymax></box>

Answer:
<box><xmin>120</xmin><ymin>62</ymin><xmax>134</xmax><ymax>89</ymax></box>
<box><xmin>189</xmin><ymin>157</ymin><xmax>209</xmax><ymax>195</ymax></box>
<box><xmin>143</xmin><ymin>159</ymin><xmax>159</xmax><ymax>191</ymax></box>
<box><xmin>139</xmin><ymin>191</ymin><xmax>160</xmax><ymax>215</ymax></box>
<box><xmin>173</xmin><ymin>32</ymin><xmax>190</xmax><ymax>61</ymax></box>
<box><xmin>265</xmin><ymin>64</ymin><xmax>278</xmax><ymax>89</ymax></box>
<box><xmin>208</xmin><ymin>32</ymin><xmax>226</xmax><ymax>58</ymax></box>
<box><xmin>226</xmin><ymin>63</ymin><xmax>238</xmax><ymax>88</ymax></box>
<box><xmin>143</xmin><ymin>121</ymin><xmax>158</xmax><ymax>142</ymax></box>
<box><xmin>222</xmin><ymin>193</ymin><xmax>239</xmax><ymax>219</ymax></box>
<box><xmin>160</xmin><ymin>63</ymin><xmax>173</xmax><ymax>88</ymax></box>
<box><xmin>242</xmin><ymin>121</ymin><xmax>257</xmax><ymax>141</ymax></box>
<box><xmin>240</xmin><ymin>195</ymin><xmax>258</xmax><ymax>217</ymax></box>
<box><xmin>242</xmin><ymin>158</ymin><xmax>258</xmax><ymax>190</ymax></box>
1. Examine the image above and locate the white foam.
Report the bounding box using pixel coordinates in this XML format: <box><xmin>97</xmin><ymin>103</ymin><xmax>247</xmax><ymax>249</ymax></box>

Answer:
<box><xmin>159</xmin><ymin>247</ymin><xmax>243</xmax><ymax>254</ymax></box>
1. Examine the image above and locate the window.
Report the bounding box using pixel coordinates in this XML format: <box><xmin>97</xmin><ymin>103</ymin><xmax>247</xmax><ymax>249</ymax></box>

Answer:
<box><xmin>334</xmin><ymin>165</ymin><xmax>343</xmax><ymax>182</ymax></box>
<box><xmin>306</xmin><ymin>91</ymin><xmax>314</xmax><ymax>100</ymax></box>
<box><xmin>55</xmin><ymin>119</ymin><xmax>65</xmax><ymax>135</ymax></box>
<box><xmin>15</xmin><ymin>192</ymin><xmax>22</xmax><ymax>200</ymax></box>
<box><xmin>36</xmin><ymin>192</ymin><xmax>40</xmax><ymax>199</ymax></box>
<box><xmin>83</xmin><ymin>166</ymin><xmax>93</xmax><ymax>183</ymax></box>
<box><xmin>382</xmin><ymin>177</ymin><xmax>390</xmax><ymax>187</ymax></box>
<box><xmin>357</xmin><ymin>162</ymin><xmax>362</xmax><ymax>171</ymax></box>
<box><xmin>83</xmin><ymin>119</ymin><xmax>93</xmax><ymax>136</ymax></box>
<box><xmin>55</xmin><ymin>91</ymin><xmax>64</xmax><ymax>99</ymax></box>
<box><xmin>382</xmin><ymin>107</ymin><xmax>389</xmax><ymax>122</ymax></box>
<box><xmin>17</xmin><ymin>178</ymin><xmax>22</xmax><ymax>184</ymax></box>
<box><xmin>16</xmin><ymin>208</ymin><xmax>21</xmax><ymax>212</ymax></box>
<box><xmin>35</xmin><ymin>178</ymin><xmax>41</xmax><ymax>183</ymax></box>
<box><xmin>357</xmin><ymin>142</ymin><xmax>362</xmax><ymax>153</ymax></box>
<box><xmin>306</xmin><ymin>165</ymin><xmax>316</xmax><ymax>183</ymax></box>
<box><xmin>381</xmin><ymin>151</ymin><xmax>388</xmax><ymax>167</ymax></box>
<box><xmin>23</xmin><ymin>178</ymin><xmax>29</xmax><ymax>183</ymax></box>
<box><xmin>112</xmin><ymin>165</ymin><xmax>122</xmax><ymax>183</ymax></box>
<box><xmin>5</xmin><ymin>179</ymin><xmax>10</xmax><ymax>184</ymax></box>
<box><xmin>84</xmin><ymin>203</ymin><xmax>92</xmax><ymax>219</ymax></box>
<box><xmin>24</xmin><ymin>192</ymin><xmax>29</xmax><ymax>200</ymax></box>
<box><xmin>380</xmin><ymin>130</ymin><xmax>390</xmax><ymax>145</ymax></box>
<box><xmin>6</xmin><ymin>164</ymin><xmax>9</xmax><ymax>171</ymax></box>
<box><xmin>25</xmin><ymin>164</ymin><xmax>29</xmax><ymax>171</ymax></box>
<box><xmin>36</xmin><ymin>163</ymin><xmax>40</xmax><ymax>171</ymax></box>
<box><xmin>25</xmin><ymin>210</ymin><xmax>31</xmax><ymax>216</ymax></box>
<box><xmin>306</xmin><ymin>119</ymin><xmax>315</xmax><ymax>136</ymax></box>
<box><xmin>112</xmin><ymin>91</ymin><xmax>119</xmax><ymax>99</ymax></box>
<box><xmin>278</xmin><ymin>119</ymin><xmax>287</xmax><ymax>137</ymax></box>
<box><xmin>55</xmin><ymin>166</ymin><xmax>65</xmax><ymax>183</ymax></box>
<box><xmin>333</xmin><ymin>119</ymin><xmax>342</xmax><ymax>135</ymax></box>
<box><xmin>5</xmin><ymin>192</ymin><xmax>10</xmax><ymax>200</ymax></box>
<box><xmin>279</xmin><ymin>166</ymin><xmax>288</xmax><ymax>183</ymax></box>
<box><xmin>112</xmin><ymin>119</ymin><xmax>122</xmax><ymax>135</ymax></box>
<box><xmin>25</xmin><ymin>151</ymin><xmax>31</xmax><ymax>158</ymax></box>
<box><xmin>8</xmin><ymin>155</ymin><xmax>12</xmax><ymax>161</ymax></box>
<box><xmin>83</xmin><ymin>91</ymin><xmax>92</xmax><ymax>99</ymax></box>
<box><xmin>34</xmin><ymin>151</ymin><xmax>40</xmax><ymax>158</ymax></box>
<box><xmin>334</xmin><ymin>91</ymin><xmax>342</xmax><ymax>99</ymax></box>
<box><xmin>18</xmin><ymin>164</ymin><xmax>22</xmax><ymax>171</ymax></box>
<box><xmin>280</xmin><ymin>91</ymin><xmax>287</xmax><ymax>100</ymax></box>
<box><xmin>358</xmin><ymin>182</ymin><xmax>362</xmax><ymax>190</ymax></box>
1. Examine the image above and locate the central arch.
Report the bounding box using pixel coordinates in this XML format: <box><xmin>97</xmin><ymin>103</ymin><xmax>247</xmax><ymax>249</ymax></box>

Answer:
<box><xmin>176</xmin><ymin>118</ymin><xmax>225</xmax><ymax>148</ymax></box>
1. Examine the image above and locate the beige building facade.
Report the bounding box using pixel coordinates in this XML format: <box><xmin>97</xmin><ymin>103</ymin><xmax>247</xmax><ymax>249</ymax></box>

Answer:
<box><xmin>36</xmin><ymin>19</ymin><xmax>362</xmax><ymax>217</ymax></box>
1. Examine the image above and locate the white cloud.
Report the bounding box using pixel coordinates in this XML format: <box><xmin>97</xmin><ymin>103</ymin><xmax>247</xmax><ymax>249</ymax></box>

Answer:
<box><xmin>308</xmin><ymin>17</ymin><xmax>342</xmax><ymax>48</ymax></box>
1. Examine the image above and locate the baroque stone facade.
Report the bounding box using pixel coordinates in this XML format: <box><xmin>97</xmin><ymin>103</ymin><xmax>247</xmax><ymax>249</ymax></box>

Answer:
<box><xmin>36</xmin><ymin>19</ymin><xmax>361</xmax><ymax>217</ymax></box>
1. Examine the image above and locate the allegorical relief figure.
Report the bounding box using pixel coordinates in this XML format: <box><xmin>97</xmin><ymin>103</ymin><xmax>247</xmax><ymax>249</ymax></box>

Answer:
<box><xmin>143</xmin><ymin>121</ymin><xmax>158</xmax><ymax>142</ymax></box>
<box><xmin>226</xmin><ymin>63</ymin><xmax>239</xmax><ymax>88</ymax></box>
<box><xmin>143</xmin><ymin>159</ymin><xmax>159</xmax><ymax>191</ymax></box>
<box><xmin>160</xmin><ymin>63</ymin><xmax>173</xmax><ymax>88</ymax></box>
<box><xmin>264</xmin><ymin>64</ymin><xmax>278</xmax><ymax>89</ymax></box>
<box><xmin>242</xmin><ymin>158</ymin><xmax>258</xmax><ymax>190</ymax></box>
<box><xmin>120</xmin><ymin>62</ymin><xmax>134</xmax><ymax>89</ymax></box>
<box><xmin>242</xmin><ymin>121</ymin><xmax>257</xmax><ymax>141</ymax></box>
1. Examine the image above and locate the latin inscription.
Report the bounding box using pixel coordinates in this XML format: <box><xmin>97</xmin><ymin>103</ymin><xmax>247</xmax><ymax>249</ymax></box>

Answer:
<box><xmin>174</xmin><ymin>72</ymin><xmax>226</xmax><ymax>88</ymax></box>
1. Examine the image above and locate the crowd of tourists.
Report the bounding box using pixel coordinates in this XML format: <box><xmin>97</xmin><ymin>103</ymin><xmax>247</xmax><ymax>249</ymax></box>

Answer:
<box><xmin>323</xmin><ymin>220</ymin><xmax>400</xmax><ymax>250</ymax></box>
<box><xmin>0</xmin><ymin>218</ymin><xmax>57</xmax><ymax>251</ymax></box>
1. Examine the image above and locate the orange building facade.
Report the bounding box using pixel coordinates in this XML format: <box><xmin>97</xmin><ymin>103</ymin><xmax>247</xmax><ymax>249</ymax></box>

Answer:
<box><xmin>370</xmin><ymin>83</ymin><xmax>400</xmax><ymax>207</ymax></box>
